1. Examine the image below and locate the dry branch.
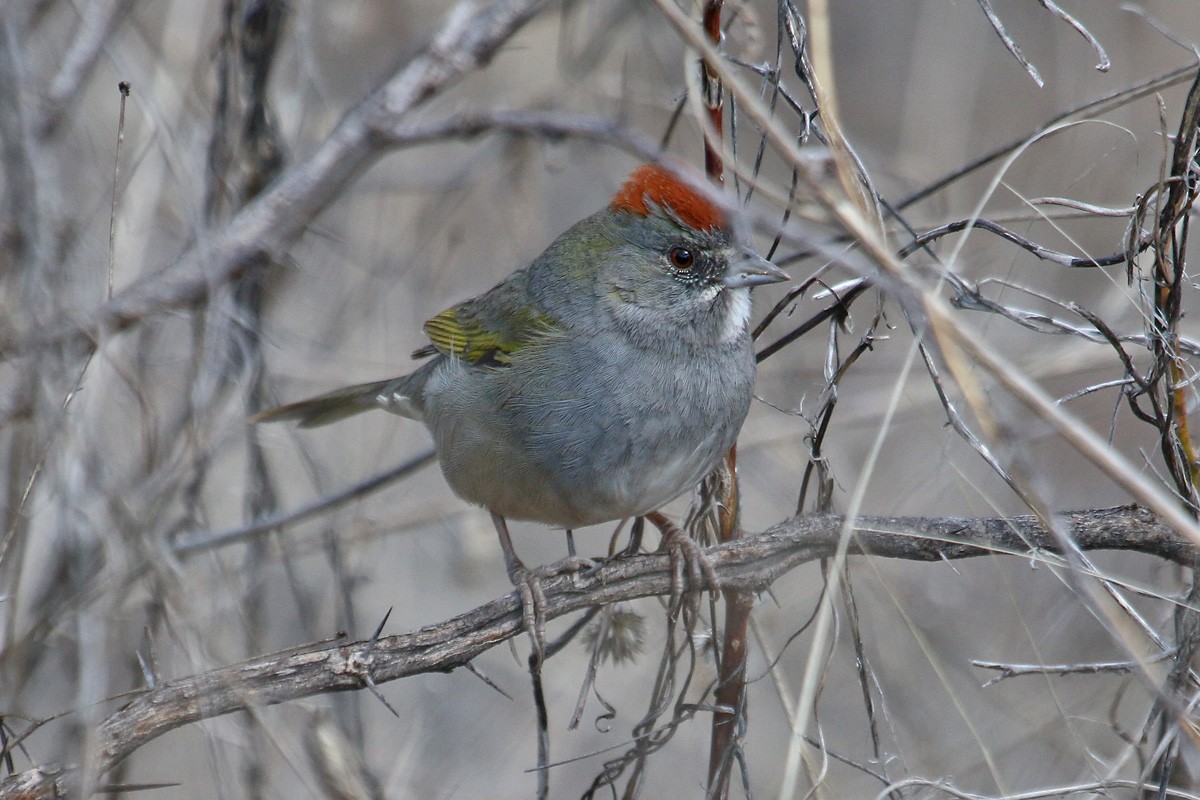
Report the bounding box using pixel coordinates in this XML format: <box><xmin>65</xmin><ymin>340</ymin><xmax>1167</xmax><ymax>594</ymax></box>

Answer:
<box><xmin>0</xmin><ymin>504</ymin><xmax>1188</xmax><ymax>800</ymax></box>
<box><xmin>0</xmin><ymin>0</ymin><xmax>554</xmax><ymax>361</ymax></box>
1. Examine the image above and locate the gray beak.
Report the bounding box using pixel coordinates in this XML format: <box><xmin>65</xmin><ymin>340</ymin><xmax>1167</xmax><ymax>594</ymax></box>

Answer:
<box><xmin>722</xmin><ymin>250</ymin><xmax>789</xmax><ymax>289</ymax></box>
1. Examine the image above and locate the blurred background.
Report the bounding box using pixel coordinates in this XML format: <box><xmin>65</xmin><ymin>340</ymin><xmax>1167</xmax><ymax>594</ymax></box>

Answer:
<box><xmin>2</xmin><ymin>0</ymin><xmax>1200</xmax><ymax>797</ymax></box>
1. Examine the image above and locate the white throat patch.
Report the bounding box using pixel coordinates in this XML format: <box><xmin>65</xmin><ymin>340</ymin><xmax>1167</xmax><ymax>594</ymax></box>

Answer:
<box><xmin>721</xmin><ymin>287</ymin><xmax>751</xmax><ymax>342</ymax></box>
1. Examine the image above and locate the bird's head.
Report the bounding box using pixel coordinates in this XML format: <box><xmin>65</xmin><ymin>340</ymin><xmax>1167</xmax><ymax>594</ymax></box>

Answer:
<box><xmin>595</xmin><ymin>163</ymin><xmax>788</xmax><ymax>344</ymax></box>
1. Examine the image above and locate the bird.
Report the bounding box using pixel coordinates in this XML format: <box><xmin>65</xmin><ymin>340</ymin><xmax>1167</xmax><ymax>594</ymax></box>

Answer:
<box><xmin>255</xmin><ymin>162</ymin><xmax>788</xmax><ymax>640</ymax></box>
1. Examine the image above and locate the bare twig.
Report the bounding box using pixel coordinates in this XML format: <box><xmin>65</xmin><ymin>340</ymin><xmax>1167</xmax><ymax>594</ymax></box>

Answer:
<box><xmin>897</xmin><ymin>62</ymin><xmax>1197</xmax><ymax>211</ymax></box>
<box><xmin>170</xmin><ymin>449</ymin><xmax>437</xmax><ymax>554</ymax></box>
<box><xmin>376</xmin><ymin>109</ymin><xmax>662</xmax><ymax>157</ymax></box>
<box><xmin>107</xmin><ymin>81</ymin><xmax>129</xmax><ymax>301</ymax></box>
<box><xmin>897</xmin><ymin>216</ymin><xmax>1134</xmax><ymax>268</ymax></box>
<box><xmin>1034</xmin><ymin>0</ymin><xmax>1110</xmax><ymax>71</ymax></box>
<box><xmin>972</xmin><ymin>651</ymin><xmax>1174</xmax><ymax>687</ymax></box>
<box><xmin>974</xmin><ymin>0</ymin><xmax>1044</xmax><ymax>87</ymax></box>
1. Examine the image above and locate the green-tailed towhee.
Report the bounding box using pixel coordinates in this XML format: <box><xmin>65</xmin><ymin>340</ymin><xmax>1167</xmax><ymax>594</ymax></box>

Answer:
<box><xmin>256</xmin><ymin>163</ymin><xmax>786</xmax><ymax>592</ymax></box>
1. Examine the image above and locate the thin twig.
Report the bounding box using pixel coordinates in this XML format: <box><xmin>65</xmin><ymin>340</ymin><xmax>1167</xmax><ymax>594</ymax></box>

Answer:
<box><xmin>170</xmin><ymin>449</ymin><xmax>437</xmax><ymax>554</ymax></box>
<box><xmin>1034</xmin><ymin>0</ymin><xmax>1110</xmax><ymax>71</ymax></box>
<box><xmin>972</xmin><ymin>651</ymin><xmax>1174</xmax><ymax>687</ymax></box>
<box><xmin>974</xmin><ymin>0</ymin><xmax>1044</xmax><ymax>87</ymax></box>
<box><xmin>897</xmin><ymin>216</ymin><xmax>1134</xmax><ymax>267</ymax></box>
<box><xmin>897</xmin><ymin>62</ymin><xmax>1197</xmax><ymax>211</ymax></box>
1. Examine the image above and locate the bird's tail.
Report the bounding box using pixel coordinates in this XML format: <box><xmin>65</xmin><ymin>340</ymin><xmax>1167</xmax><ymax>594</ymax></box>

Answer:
<box><xmin>252</xmin><ymin>377</ymin><xmax>418</xmax><ymax>428</ymax></box>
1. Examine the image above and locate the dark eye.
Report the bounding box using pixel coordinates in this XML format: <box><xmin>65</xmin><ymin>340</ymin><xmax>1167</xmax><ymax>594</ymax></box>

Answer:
<box><xmin>668</xmin><ymin>246</ymin><xmax>695</xmax><ymax>270</ymax></box>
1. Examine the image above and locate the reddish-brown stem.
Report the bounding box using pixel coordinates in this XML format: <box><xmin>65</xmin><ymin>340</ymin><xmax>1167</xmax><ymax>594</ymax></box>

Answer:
<box><xmin>697</xmin><ymin>2</ymin><xmax>751</xmax><ymax>796</ymax></box>
<box><xmin>701</xmin><ymin>0</ymin><xmax>724</xmax><ymax>179</ymax></box>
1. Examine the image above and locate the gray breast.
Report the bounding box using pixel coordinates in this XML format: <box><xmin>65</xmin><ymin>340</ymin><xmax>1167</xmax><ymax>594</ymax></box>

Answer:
<box><xmin>433</xmin><ymin>332</ymin><xmax>756</xmax><ymax>526</ymax></box>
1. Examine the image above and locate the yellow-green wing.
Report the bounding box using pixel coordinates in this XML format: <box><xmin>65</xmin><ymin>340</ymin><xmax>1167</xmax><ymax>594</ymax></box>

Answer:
<box><xmin>415</xmin><ymin>284</ymin><xmax>559</xmax><ymax>366</ymax></box>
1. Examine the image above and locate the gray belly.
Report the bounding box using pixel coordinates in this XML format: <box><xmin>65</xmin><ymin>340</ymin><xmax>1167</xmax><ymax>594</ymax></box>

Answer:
<box><xmin>420</xmin><ymin>338</ymin><xmax>755</xmax><ymax>528</ymax></box>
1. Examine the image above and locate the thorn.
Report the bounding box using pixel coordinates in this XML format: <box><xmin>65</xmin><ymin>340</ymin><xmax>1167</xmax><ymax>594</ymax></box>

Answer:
<box><xmin>464</xmin><ymin>661</ymin><xmax>514</xmax><ymax>700</ymax></box>
<box><xmin>365</xmin><ymin>607</ymin><xmax>392</xmax><ymax>658</ymax></box>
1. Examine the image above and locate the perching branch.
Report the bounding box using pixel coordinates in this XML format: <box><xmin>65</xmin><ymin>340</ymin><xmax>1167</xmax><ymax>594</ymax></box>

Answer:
<box><xmin>0</xmin><ymin>504</ymin><xmax>1190</xmax><ymax>800</ymax></box>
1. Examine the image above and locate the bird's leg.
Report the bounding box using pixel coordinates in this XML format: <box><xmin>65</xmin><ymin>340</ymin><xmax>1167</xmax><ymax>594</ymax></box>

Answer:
<box><xmin>560</xmin><ymin>528</ymin><xmax>605</xmax><ymax>585</ymax></box>
<box><xmin>555</xmin><ymin>529</ymin><xmax>601</xmax><ymax>576</ymax></box>
<box><xmin>619</xmin><ymin>516</ymin><xmax>646</xmax><ymax>558</ymax></box>
<box><xmin>491</xmin><ymin>512</ymin><xmax>548</xmax><ymax>658</ymax></box>
<box><xmin>492</xmin><ymin>516</ymin><xmax>604</xmax><ymax>651</ymax></box>
<box><xmin>646</xmin><ymin>510</ymin><xmax>719</xmax><ymax>608</ymax></box>
<box><xmin>492</xmin><ymin>513</ymin><xmax>552</xmax><ymax>799</ymax></box>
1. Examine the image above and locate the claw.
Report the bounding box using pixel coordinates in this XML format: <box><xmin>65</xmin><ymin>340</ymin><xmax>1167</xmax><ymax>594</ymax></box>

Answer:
<box><xmin>543</xmin><ymin>555</ymin><xmax>603</xmax><ymax>587</ymax></box>
<box><xmin>646</xmin><ymin>511</ymin><xmax>719</xmax><ymax>615</ymax></box>
<box><xmin>537</xmin><ymin>556</ymin><xmax>601</xmax><ymax>578</ymax></box>
<box><xmin>508</xmin><ymin>563</ymin><xmax>549</xmax><ymax>660</ymax></box>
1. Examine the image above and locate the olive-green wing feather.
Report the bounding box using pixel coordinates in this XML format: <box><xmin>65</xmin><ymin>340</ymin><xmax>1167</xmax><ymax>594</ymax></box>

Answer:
<box><xmin>413</xmin><ymin>271</ymin><xmax>559</xmax><ymax>365</ymax></box>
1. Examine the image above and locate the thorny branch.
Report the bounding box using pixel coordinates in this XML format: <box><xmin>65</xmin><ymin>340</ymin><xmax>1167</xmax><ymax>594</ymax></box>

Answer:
<box><xmin>0</xmin><ymin>505</ymin><xmax>1191</xmax><ymax>800</ymax></box>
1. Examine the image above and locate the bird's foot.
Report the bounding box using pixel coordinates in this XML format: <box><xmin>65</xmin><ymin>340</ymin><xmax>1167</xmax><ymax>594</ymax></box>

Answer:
<box><xmin>542</xmin><ymin>555</ymin><xmax>603</xmax><ymax>579</ymax></box>
<box><xmin>647</xmin><ymin>513</ymin><xmax>719</xmax><ymax>616</ymax></box>
<box><xmin>507</xmin><ymin>557</ymin><xmax>604</xmax><ymax>653</ymax></box>
<box><xmin>506</xmin><ymin>562</ymin><xmax>550</xmax><ymax>660</ymax></box>
<box><xmin>565</xmin><ymin>555</ymin><xmax>609</xmax><ymax>586</ymax></box>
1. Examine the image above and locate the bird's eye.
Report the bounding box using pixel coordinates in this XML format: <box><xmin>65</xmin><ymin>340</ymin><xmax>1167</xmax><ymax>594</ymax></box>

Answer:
<box><xmin>667</xmin><ymin>246</ymin><xmax>695</xmax><ymax>270</ymax></box>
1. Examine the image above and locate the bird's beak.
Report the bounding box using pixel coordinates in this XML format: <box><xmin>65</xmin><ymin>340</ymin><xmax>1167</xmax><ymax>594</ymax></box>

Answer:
<box><xmin>722</xmin><ymin>250</ymin><xmax>789</xmax><ymax>289</ymax></box>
